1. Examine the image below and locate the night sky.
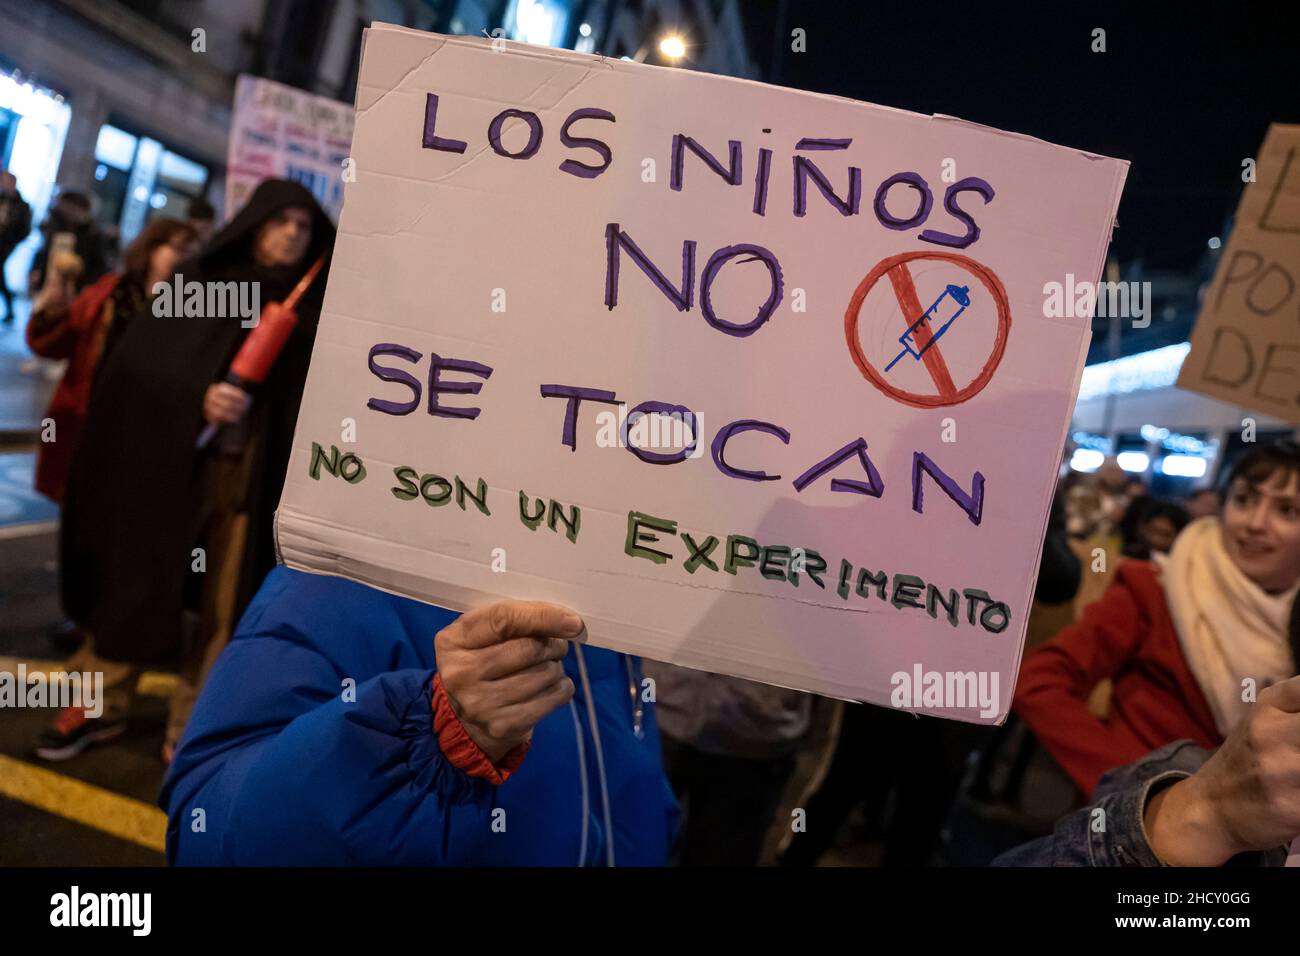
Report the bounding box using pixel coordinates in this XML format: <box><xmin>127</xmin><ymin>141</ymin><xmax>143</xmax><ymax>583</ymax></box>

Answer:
<box><xmin>736</xmin><ymin>2</ymin><xmax>1297</xmax><ymax>270</ymax></box>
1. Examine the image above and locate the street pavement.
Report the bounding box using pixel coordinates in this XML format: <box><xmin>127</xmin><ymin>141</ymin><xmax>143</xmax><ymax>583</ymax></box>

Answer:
<box><xmin>1</xmin><ymin>505</ymin><xmax>169</xmax><ymax>866</ymax></box>
<box><xmin>1</xmin><ymin>298</ymin><xmax>170</xmax><ymax>865</ymax></box>
<box><xmin>0</xmin><ymin>300</ymin><xmax>56</xmax><ymax>441</ymax></box>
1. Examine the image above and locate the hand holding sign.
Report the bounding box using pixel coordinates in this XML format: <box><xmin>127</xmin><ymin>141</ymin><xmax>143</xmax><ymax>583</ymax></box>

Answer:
<box><xmin>434</xmin><ymin>601</ymin><xmax>583</xmax><ymax>762</ymax></box>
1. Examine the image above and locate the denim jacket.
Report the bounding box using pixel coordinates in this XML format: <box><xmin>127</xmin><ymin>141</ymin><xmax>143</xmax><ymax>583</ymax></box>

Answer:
<box><xmin>993</xmin><ymin>740</ymin><xmax>1288</xmax><ymax>867</ymax></box>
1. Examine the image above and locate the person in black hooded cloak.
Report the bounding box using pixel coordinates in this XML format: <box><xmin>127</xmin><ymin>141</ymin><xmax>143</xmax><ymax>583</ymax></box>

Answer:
<box><xmin>40</xmin><ymin>180</ymin><xmax>335</xmax><ymax>762</ymax></box>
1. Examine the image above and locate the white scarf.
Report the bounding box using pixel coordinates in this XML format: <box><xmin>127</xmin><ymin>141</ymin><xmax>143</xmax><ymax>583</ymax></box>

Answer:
<box><xmin>1155</xmin><ymin>517</ymin><xmax>1297</xmax><ymax>736</ymax></box>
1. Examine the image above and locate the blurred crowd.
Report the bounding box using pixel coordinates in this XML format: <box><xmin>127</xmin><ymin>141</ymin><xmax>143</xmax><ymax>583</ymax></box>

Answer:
<box><xmin>5</xmin><ymin>166</ymin><xmax>330</xmax><ymax>766</ymax></box>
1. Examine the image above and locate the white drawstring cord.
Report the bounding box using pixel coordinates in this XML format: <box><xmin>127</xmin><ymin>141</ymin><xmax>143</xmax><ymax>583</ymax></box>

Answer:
<box><xmin>567</xmin><ymin>699</ymin><xmax>590</xmax><ymax>866</ymax></box>
<box><xmin>575</xmin><ymin>645</ymin><xmax>616</xmax><ymax>867</ymax></box>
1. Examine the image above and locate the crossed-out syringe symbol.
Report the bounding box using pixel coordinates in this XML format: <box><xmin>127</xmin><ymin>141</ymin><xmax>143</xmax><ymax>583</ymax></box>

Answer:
<box><xmin>884</xmin><ymin>283</ymin><xmax>973</xmax><ymax>373</ymax></box>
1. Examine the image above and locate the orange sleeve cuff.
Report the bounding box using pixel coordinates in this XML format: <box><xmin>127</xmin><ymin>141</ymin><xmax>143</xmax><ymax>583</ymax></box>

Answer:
<box><xmin>431</xmin><ymin>673</ymin><xmax>528</xmax><ymax>785</ymax></box>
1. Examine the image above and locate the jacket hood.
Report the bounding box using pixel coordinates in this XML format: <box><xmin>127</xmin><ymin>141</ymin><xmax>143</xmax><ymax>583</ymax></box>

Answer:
<box><xmin>200</xmin><ymin>178</ymin><xmax>336</xmax><ymax>274</ymax></box>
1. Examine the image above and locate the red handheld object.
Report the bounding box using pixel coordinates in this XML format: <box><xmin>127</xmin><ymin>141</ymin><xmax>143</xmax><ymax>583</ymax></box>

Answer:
<box><xmin>229</xmin><ymin>300</ymin><xmax>298</xmax><ymax>384</ymax></box>
<box><xmin>226</xmin><ymin>256</ymin><xmax>325</xmax><ymax>386</ymax></box>
<box><xmin>196</xmin><ymin>256</ymin><xmax>326</xmax><ymax>449</ymax></box>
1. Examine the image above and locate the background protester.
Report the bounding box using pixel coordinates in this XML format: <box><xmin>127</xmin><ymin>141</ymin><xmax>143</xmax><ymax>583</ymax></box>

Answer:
<box><xmin>1014</xmin><ymin>441</ymin><xmax>1300</xmax><ymax>797</ymax></box>
<box><xmin>1034</xmin><ymin>496</ymin><xmax>1083</xmax><ymax>612</ymax></box>
<box><xmin>1063</xmin><ymin>460</ymin><xmax>1136</xmax><ymax>629</ymax></box>
<box><xmin>186</xmin><ymin>197</ymin><xmax>217</xmax><ymax>245</ymax></box>
<box><xmin>29</xmin><ymin>190</ymin><xmax>107</xmax><ymax>294</ymax></box>
<box><xmin>778</xmin><ymin>704</ymin><xmax>984</xmax><ymax>867</ymax></box>
<box><xmin>646</xmin><ymin>663</ymin><xmax>810</xmax><ymax>865</ymax></box>
<box><xmin>1186</xmin><ymin>487</ymin><xmax>1221</xmax><ymax>520</ymax></box>
<box><xmin>0</xmin><ymin>167</ymin><xmax>32</xmax><ymax>324</ymax></box>
<box><xmin>26</xmin><ymin>218</ymin><xmax>198</xmax><ymax>502</ymax></box>
<box><xmin>25</xmin><ymin>218</ymin><xmax>199</xmax><ymax>758</ymax></box>
<box><xmin>1117</xmin><ymin>494</ymin><xmax>1153</xmax><ymax>559</ymax></box>
<box><xmin>162</xmin><ymin>569</ymin><xmax>679</xmax><ymax>865</ymax></box>
<box><xmin>1119</xmin><ymin>498</ymin><xmax>1190</xmax><ymax>560</ymax></box>
<box><xmin>1064</xmin><ymin>458</ymin><xmax>1130</xmax><ymax>541</ymax></box>
<box><xmin>99</xmin><ymin>222</ymin><xmax>123</xmax><ymax>275</ymax></box>
<box><xmin>1024</xmin><ymin>493</ymin><xmax>1087</xmax><ymax>648</ymax></box>
<box><xmin>45</xmin><ymin>179</ymin><xmax>333</xmax><ymax>763</ymax></box>
<box><xmin>173</xmin><ymin>179</ymin><xmax>334</xmax><ymax>759</ymax></box>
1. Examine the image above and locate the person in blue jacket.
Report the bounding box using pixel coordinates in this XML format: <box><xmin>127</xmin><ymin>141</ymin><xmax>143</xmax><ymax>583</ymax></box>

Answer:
<box><xmin>160</xmin><ymin>566</ymin><xmax>679</xmax><ymax>865</ymax></box>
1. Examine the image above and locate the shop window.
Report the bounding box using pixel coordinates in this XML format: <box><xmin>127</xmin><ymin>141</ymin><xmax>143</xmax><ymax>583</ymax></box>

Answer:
<box><xmin>94</xmin><ymin>125</ymin><xmax>137</xmax><ymax>170</ymax></box>
<box><xmin>92</xmin><ymin>123</ymin><xmax>210</xmax><ymax>243</ymax></box>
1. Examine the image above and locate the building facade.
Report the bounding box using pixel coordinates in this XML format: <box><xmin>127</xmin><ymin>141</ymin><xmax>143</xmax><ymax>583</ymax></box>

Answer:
<box><xmin>1</xmin><ymin>0</ymin><xmax>755</xmax><ymax>281</ymax></box>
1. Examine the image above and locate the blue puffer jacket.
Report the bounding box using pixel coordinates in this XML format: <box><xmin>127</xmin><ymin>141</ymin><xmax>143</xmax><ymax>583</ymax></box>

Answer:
<box><xmin>160</xmin><ymin>566</ymin><xmax>679</xmax><ymax>865</ymax></box>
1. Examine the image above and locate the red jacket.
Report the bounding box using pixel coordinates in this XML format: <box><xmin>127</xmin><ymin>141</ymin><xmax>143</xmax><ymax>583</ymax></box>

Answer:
<box><xmin>26</xmin><ymin>273</ymin><xmax>121</xmax><ymax>502</ymax></box>
<box><xmin>1013</xmin><ymin>560</ymin><xmax>1221</xmax><ymax>797</ymax></box>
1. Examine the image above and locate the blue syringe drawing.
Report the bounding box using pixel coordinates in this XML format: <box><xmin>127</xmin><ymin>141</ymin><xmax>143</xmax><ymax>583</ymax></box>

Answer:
<box><xmin>884</xmin><ymin>283</ymin><xmax>973</xmax><ymax>373</ymax></box>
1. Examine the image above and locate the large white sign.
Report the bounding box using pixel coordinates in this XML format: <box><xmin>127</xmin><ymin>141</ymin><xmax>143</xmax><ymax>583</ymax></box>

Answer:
<box><xmin>275</xmin><ymin>24</ymin><xmax>1128</xmax><ymax>723</ymax></box>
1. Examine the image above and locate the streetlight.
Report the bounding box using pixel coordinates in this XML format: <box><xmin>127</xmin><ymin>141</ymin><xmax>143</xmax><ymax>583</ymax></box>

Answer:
<box><xmin>659</xmin><ymin>35</ymin><xmax>686</xmax><ymax>61</ymax></box>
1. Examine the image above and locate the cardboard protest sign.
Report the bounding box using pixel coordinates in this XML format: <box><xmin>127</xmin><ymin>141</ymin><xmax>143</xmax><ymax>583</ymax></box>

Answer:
<box><xmin>274</xmin><ymin>24</ymin><xmax>1127</xmax><ymax>722</ymax></box>
<box><xmin>226</xmin><ymin>75</ymin><xmax>353</xmax><ymax>221</ymax></box>
<box><xmin>1178</xmin><ymin>124</ymin><xmax>1300</xmax><ymax>425</ymax></box>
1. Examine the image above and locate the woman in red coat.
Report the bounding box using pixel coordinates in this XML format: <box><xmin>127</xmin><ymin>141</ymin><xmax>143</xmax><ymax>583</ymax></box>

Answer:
<box><xmin>1014</xmin><ymin>441</ymin><xmax>1300</xmax><ymax>796</ymax></box>
<box><xmin>27</xmin><ymin>218</ymin><xmax>198</xmax><ymax>501</ymax></box>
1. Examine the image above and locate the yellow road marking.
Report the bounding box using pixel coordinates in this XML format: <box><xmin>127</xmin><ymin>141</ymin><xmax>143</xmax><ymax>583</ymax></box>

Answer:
<box><xmin>0</xmin><ymin>754</ymin><xmax>166</xmax><ymax>853</ymax></box>
<box><xmin>0</xmin><ymin>657</ymin><xmax>177</xmax><ymax>697</ymax></box>
<box><xmin>136</xmin><ymin>672</ymin><xmax>178</xmax><ymax>698</ymax></box>
<box><xmin>1</xmin><ymin>657</ymin><xmax>175</xmax><ymax>853</ymax></box>
<box><xmin>0</xmin><ymin>520</ymin><xmax>59</xmax><ymax>540</ymax></box>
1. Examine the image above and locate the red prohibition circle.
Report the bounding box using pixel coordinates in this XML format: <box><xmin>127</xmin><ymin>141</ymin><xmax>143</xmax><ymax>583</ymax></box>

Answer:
<box><xmin>844</xmin><ymin>250</ymin><xmax>1012</xmax><ymax>409</ymax></box>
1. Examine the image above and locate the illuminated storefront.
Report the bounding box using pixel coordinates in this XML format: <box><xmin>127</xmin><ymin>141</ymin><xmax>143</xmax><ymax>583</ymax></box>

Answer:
<box><xmin>1070</xmin><ymin>343</ymin><xmax>1298</xmax><ymax>492</ymax></box>
<box><xmin>0</xmin><ymin>65</ymin><xmax>71</xmax><ymax>290</ymax></box>
<box><xmin>91</xmin><ymin>123</ymin><xmax>210</xmax><ymax>244</ymax></box>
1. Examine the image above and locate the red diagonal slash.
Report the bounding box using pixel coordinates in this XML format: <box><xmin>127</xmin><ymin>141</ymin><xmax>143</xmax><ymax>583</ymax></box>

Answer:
<box><xmin>845</xmin><ymin>251</ymin><xmax>1011</xmax><ymax>409</ymax></box>
<box><xmin>886</xmin><ymin>262</ymin><xmax>958</xmax><ymax>401</ymax></box>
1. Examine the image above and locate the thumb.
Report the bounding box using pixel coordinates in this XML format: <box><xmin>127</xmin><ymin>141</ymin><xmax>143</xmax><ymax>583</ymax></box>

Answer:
<box><xmin>465</xmin><ymin>601</ymin><xmax>585</xmax><ymax>648</ymax></box>
<box><xmin>1261</xmin><ymin>674</ymin><xmax>1300</xmax><ymax>715</ymax></box>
